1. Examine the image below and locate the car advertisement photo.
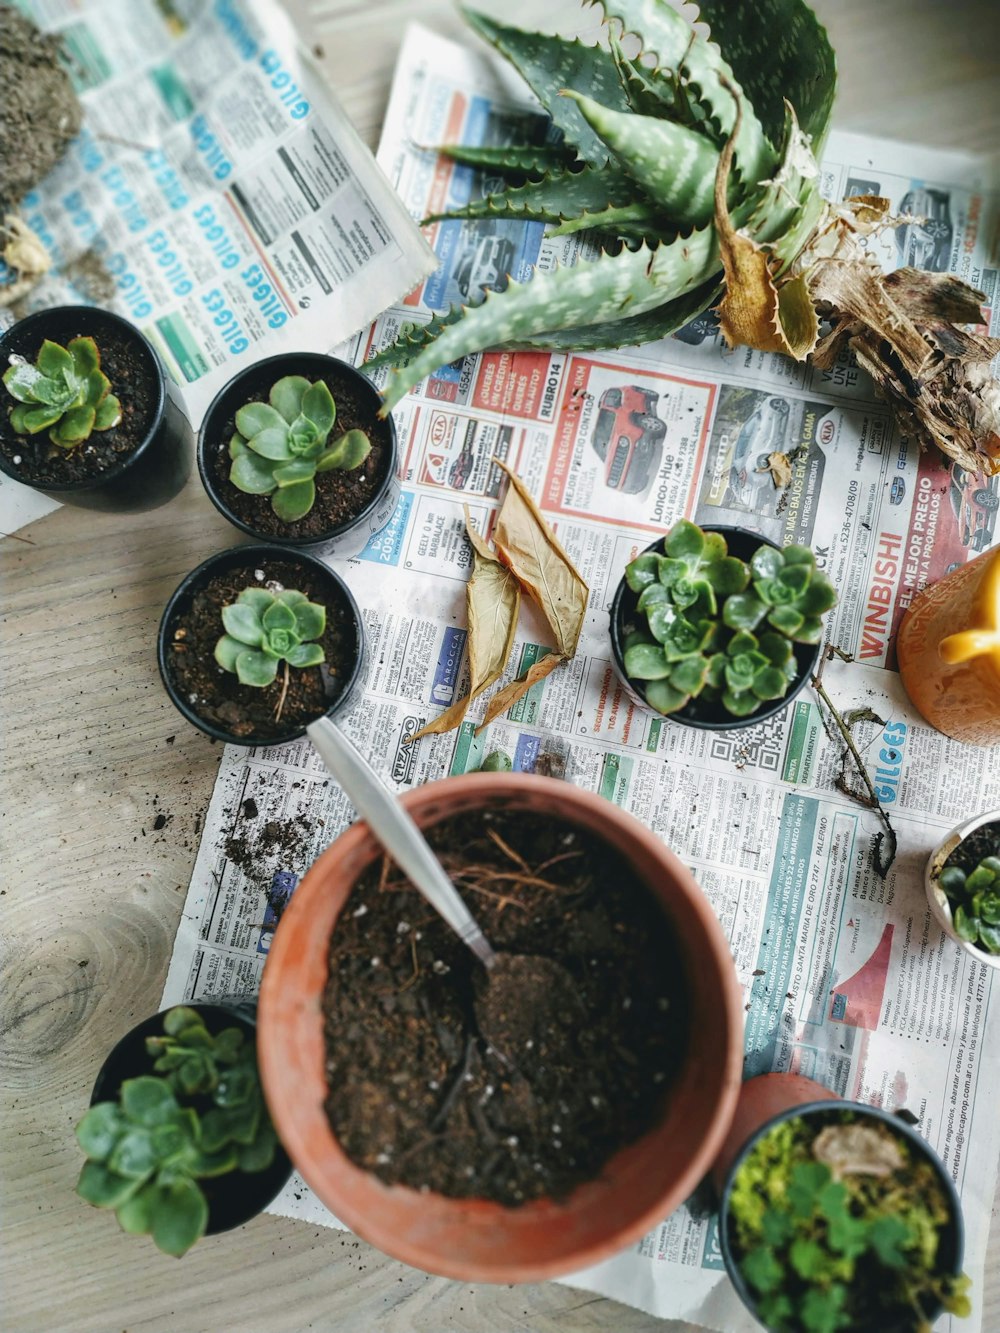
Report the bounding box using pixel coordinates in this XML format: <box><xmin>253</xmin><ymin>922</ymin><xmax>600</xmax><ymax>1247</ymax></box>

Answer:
<box><xmin>539</xmin><ymin>356</ymin><xmax>716</xmax><ymax>531</ymax></box>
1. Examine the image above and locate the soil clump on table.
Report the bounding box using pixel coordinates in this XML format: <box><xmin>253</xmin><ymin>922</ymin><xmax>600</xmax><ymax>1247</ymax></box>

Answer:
<box><xmin>322</xmin><ymin>809</ymin><xmax>688</xmax><ymax>1205</ymax></box>
<box><xmin>167</xmin><ymin>560</ymin><xmax>356</xmax><ymax>740</ymax></box>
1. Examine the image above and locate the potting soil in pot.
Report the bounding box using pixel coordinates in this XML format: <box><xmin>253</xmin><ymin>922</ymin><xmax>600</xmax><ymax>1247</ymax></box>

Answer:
<box><xmin>322</xmin><ymin>809</ymin><xmax>689</xmax><ymax>1205</ymax></box>
<box><xmin>167</xmin><ymin>560</ymin><xmax>356</xmax><ymax>739</ymax></box>
<box><xmin>0</xmin><ymin>325</ymin><xmax>157</xmax><ymax>485</ymax></box>
<box><xmin>944</xmin><ymin>820</ymin><xmax>1000</xmax><ymax>873</ymax></box>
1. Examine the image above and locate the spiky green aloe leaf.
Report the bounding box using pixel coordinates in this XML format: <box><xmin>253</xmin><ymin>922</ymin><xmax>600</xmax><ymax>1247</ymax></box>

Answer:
<box><xmin>493</xmin><ymin>274</ymin><xmax>724</xmax><ymax>352</ymax></box>
<box><xmin>463</xmin><ymin>9</ymin><xmax>631</xmax><ymax>167</ymax></box>
<box><xmin>378</xmin><ymin>232</ymin><xmax>720</xmax><ymax>412</ymax></box>
<box><xmin>364</xmin><ymin>308</ymin><xmax>468</xmax><ymax>371</ymax></box>
<box><xmin>545</xmin><ymin>202</ymin><xmax>665</xmax><ymax>239</ymax></box>
<box><xmin>692</xmin><ymin>0</ymin><xmax>836</xmax><ymax>150</ymax></box>
<box><xmin>608</xmin><ymin>31</ymin><xmax>673</xmax><ymax>118</ymax></box>
<box><xmin>436</xmin><ymin>142</ymin><xmax>575</xmax><ymax>177</ymax></box>
<box><xmin>423</xmin><ymin>164</ymin><xmax>645</xmax><ymax>228</ymax></box>
<box><xmin>597</xmin><ymin>0</ymin><xmax>778</xmax><ymax>184</ymax></box>
<box><xmin>564</xmin><ymin>91</ymin><xmax>726</xmax><ymax>228</ymax></box>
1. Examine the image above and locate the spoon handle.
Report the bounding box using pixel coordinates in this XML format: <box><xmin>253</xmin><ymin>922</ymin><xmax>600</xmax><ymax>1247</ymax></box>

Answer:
<box><xmin>307</xmin><ymin>716</ymin><xmax>497</xmax><ymax>969</ymax></box>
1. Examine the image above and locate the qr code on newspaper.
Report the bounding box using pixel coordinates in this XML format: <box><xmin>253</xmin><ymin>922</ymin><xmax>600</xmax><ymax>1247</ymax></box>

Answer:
<box><xmin>709</xmin><ymin>714</ymin><xmax>785</xmax><ymax>773</ymax></box>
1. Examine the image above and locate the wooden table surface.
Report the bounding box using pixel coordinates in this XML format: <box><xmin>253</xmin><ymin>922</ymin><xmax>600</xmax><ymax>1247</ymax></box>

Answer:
<box><xmin>3</xmin><ymin>2</ymin><xmax>998</xmax><ymax>1330</ymax></box>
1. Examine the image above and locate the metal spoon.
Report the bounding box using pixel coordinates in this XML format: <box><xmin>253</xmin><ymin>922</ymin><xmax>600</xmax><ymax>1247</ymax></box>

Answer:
<box><xmin>306</xmin><ymin>715</ymin><xmax>497</xmax><ymax>969</ymax></box>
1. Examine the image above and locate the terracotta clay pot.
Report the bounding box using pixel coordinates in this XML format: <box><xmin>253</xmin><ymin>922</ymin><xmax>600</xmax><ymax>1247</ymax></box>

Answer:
<box><xmin>896</xmin><ymin>546</ymin><xmax>1000</xmax><ymax>744</ymax></box>
<box><xmin>258</xmin><ymin>772</ymin><xmax>744</xmax><ymax>1282</ymax></box>
<box><xmin>709</xmin><ymin>1072</ymin><xmax>838</xmax><ymax>1194</ymax></box>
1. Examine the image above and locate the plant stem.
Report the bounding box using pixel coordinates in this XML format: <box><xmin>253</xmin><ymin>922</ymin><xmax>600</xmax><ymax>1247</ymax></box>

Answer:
<box><xmin>811</xmin><ymin>653</ymin><xmax>897</xmax><ymax>876</ymax></box>
<box><xmin>273</xmin><ymin>661</ymin><xmax>290</xmax><ymax>723</ymax></box>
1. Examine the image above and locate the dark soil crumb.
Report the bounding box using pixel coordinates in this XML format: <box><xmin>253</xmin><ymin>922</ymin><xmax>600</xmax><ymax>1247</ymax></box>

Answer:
<box><xmin>322</xmin><ymin>809</ymin><xmax>688</xmax><ymax>1206</ymax></box>
<box><xmin>224</xmin><ymin>809</ymin><xmax>316</xmax><ymax>903</ymax></box>
<box><xmin>166</xmin><ymin>560</ymin><xmax>357</xmax><ymax>740</ymax></box>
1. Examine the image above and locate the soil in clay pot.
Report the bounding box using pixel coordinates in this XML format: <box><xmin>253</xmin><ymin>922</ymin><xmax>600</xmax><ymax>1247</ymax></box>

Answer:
<box><xmin>167</xmin><ymin>560</ymin><xmax>357</xmax><ymax>741</ymax></box>
<box><xmin>944</xmin><ymin>820</ymin><xmax>1000</xmax><ymax>874</ymax></box>
<box><xmin>322</xmin><ymin>809</ymin><xmax>689</xmax><ymax>1205</ymax></box>
<box><xmin>206</xmin><ymin>370</ymin><xmax>391</xmax><ymax>541</ymax></box>
<box><xmin>0</xmin><ymin>323</ymin><xmax>156</xmax><ymax>486</ymax></box>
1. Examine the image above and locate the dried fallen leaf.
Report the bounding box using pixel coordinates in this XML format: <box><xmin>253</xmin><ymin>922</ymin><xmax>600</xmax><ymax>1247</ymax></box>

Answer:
<box><xmin>812</xmin><ymin>1123</ymin><xmax>904</xmax><ymax>1178</ymax></box>
<box><xmin>406</xmin><ymin>507</ymin><xmax>519</xmax><ymax>742</ymax></box>
<box><xmin>767</xmin><ymin>451</ymin><xmax>792</xmax><ymax>488</ymax></box>
<box><xmin>491</xmin><ymin>459</ymin><xmax>588</xmax><ymax>658</ymax></box>
<box><xmin>713</xmin><ymin>102</ymin><xmax>819</xmax><ymax>362</ymax></box>
<box><xmin>477</xmin><ymin>651</ymin><xmax>563</xmax><ymax>732</ymax></box>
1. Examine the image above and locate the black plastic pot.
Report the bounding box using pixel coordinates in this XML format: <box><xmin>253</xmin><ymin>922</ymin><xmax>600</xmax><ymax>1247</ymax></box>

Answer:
<box><xmin>157</xmin><ymin>543</ymin><xmax>366</xmax><ymax>747</ymax></box>
<box><xmin>0</xmin><ymin>306</ymin><xmax>193</xmax><ymax>511</ymax></box>
<box><xmin>718</xmin><ymin>1099</ymin><xmax>964</xmax><ymax>1332</ymax></box>
<box><xmin>609</xmin><ymin>526</ymin><xmax>821</xmax><ymax>731</ymax></box>
<box><xmin>89</xmin><ymin>1002</ymin><xmax>292</xmax><ymax>1236</ymax></box>
<box><xmin>198</xmin><ymin>352</ymin><xmax>399</xmax><ymax>558</ymax></box>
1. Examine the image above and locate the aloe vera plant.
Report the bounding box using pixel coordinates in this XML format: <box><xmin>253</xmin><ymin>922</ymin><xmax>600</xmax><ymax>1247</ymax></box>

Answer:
<box><xmin>620</xmin><ymin>521</ymin><xmax>836</xmax><ymax>718</ymax></box>
<box><xmin>369</xmin><ymin>2</ymin><xmax>1000</xmax><ymax>475</ymax></box>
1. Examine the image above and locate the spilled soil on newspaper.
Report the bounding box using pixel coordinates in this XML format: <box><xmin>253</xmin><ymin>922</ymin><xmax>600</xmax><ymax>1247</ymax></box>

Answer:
<box><xmin>322</xmin><ymin>808</ymin><xmax>689</xmax><ymax>1204</ymax></box>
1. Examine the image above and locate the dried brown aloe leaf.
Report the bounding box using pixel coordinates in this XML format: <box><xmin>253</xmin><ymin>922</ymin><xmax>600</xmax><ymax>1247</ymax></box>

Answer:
<box><xmin>712</xmin><ymin>100</ymin><xmax>819</xmax><ymax>361</ymax></box>
<box><xmin>767</xmin><ymin>451</ymin><xmax>792</xmax><ymax>488</ymax></box>
<box><xmin>491</xmin><ymin>459</ymin><xmax>588</xmax><ymax>658</ymax></box>
<box><xmin>407</xmin><ymin>508</ymin><xmax>519</xmax><ymax>742</ymax></box>
<box><xmin>476</xmin><ymin>651</ymin><xmax>563</xmax><ymax>733</ymax></box>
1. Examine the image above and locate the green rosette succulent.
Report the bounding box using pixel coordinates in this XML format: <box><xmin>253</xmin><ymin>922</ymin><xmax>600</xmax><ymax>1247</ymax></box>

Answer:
<box><xmin>938</xmin><ymin>855</ymin><xmax>1000</xmax><ymax>954</ymax></box>
<box><xmin>214</xmin><ymin>586</ymin><xmax>326</xmax><ymax>688</ymax></box>
<box><xmin>3</xmin><ymin>336</ymin><xmax>121</xmax><ymax>448</ymax></box>
<box><xmin>75</xmin><ymin>1006</ymin><xmax>278</xmax><ymax>1258</ymax></box>
<box><xmin>229</xmin><ymin>375</ymin><xmax>371</xmax><ymax>522</ymax></box>
<box><xmin>723</xmin><ymin>544</ymin><xmax>838</xmax><ymax>643</ymax></box>
<box><xmin>621</xmin><ymin>521</ymin><xmax>837</xmax><ymax>719</ymax></box>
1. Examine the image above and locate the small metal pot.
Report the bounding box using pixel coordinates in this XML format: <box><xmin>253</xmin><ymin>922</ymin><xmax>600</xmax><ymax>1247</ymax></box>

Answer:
<box><xmin>89</xmin><ymin>1002</ymin><xmax>292</xmax><ymax>1235</ymax></box>
<box><xmin>926</xmin><ymin>808</ymin><xmax>1000</xmax><ymax>970</ymax></box>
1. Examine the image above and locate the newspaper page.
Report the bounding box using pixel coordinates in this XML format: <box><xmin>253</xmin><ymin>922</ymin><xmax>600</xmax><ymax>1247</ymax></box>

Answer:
<box><xmin>0</xmin><ymin>0</ymin><xmax>436</xmax><ymax>532</ymax></box>
<box><xmin>162</xmin><ymin>22</ymin><xmax>1000</xmax><ymax>1331</ymax></box>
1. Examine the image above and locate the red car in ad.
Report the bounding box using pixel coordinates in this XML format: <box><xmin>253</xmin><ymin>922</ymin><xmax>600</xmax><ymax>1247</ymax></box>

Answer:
<box><xmin>949</xmin><ymin>465</ymin><xmax>999</xmax><ymax>551</ymax></box>
<box><xmin>590</xmin><ymin>385</ymin><xmax>667</xmax><ymax>494</ymax></box>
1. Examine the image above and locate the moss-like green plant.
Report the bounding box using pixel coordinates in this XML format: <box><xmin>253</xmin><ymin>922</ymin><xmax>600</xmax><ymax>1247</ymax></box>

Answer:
<box><xmin>3</xmin><ymin>336</ymin><xmax>121</xmax><ymax>448</ymax></box>
<box><xmin>215</xmin><ymin>586</ymin><xmax>326</xmax><ymax>688</ymax></box>
<box><xmin>938</xmin><ymin>855</ymin><xmax>1000</xmax><ymax>954</ymax></box>
<box><xmin>229</xmin><ymin>375</ymin><xmax>371</xmax><ymax>522</ymax></box>
<box><xmin>728</xmin><ymin>1112</ymin><xmax>971</xmax><ymax>1332</ymax></box>
<box><xmin>621</xmin><ymin>521</ymin><xmax>836</xmax><ymax>718</ymax></box>
<box><xmin>75</xmin><ymin>1006</ymin><xmax>279</xmax><ymax>1257</ymax></box>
